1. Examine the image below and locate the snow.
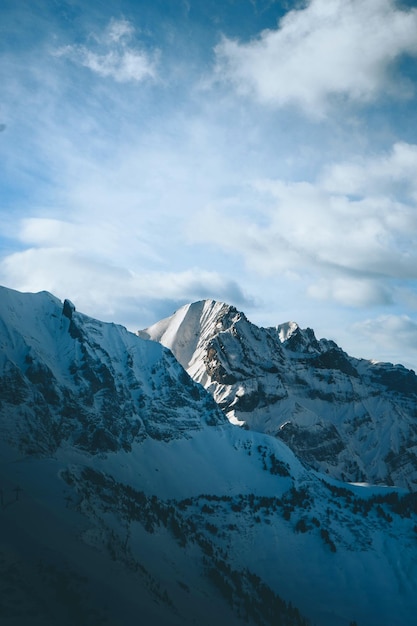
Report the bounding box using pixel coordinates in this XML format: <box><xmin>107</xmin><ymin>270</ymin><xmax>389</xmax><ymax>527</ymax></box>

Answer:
<box><xmin>138</xmin><ymin>300</ymin><xmax>228</xmax><ymax>370</ymax></box>
<box><xmin>276</xmin><ymin>320</ymin><xmax>299</xmax><ymax>342</ymax></box>
<box><xmin>140</xmin><ymin>297</ymin><xmax>417</xmax><ymax>491</ymax></box>
<box><xmin>2</xmin><ymin>287</ymin><xmax>417</xmax><ymax>626</ymax></box>
<box><xmin>226</xmin><ymin>410</ymin><xmax>247</xmax><ymax>427</ymax></box>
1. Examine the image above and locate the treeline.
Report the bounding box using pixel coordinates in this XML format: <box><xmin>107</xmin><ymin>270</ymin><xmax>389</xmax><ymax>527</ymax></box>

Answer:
<box><xmin>323</xmin><ymin>479</ymin><xmax>417</xmax><ymax>520</ymax></box>
<box><xmin>206</xmin><ymin>557</ymin><xmax>311</xmax><ymax>626</ymax></box>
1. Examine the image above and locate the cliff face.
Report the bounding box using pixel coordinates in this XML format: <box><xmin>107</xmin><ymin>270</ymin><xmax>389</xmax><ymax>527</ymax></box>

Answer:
<box><xmin>140</xmin><ymin>299</ymin><xmax>417</xmax><ymax>490</ymax></box>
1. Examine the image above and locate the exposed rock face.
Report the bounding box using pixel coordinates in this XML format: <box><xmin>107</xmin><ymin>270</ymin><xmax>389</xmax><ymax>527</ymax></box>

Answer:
<box><xmin>140</xmin><ymin>299</ymin><xmax>417</xmax><ymax>490</ymax></box>
<box><xmin>0</xmin><ymin>287</ymin><xmax>224</xmax><ymax>456</ymax></box>
<box><xmin>62</xmin><ymin>298</ymin><xmax>76</xmax><ymax>320</ymax></box>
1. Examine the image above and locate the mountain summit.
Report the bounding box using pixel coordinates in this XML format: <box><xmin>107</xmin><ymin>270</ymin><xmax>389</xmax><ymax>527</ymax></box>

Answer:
<box><xmin>139</xmin><ymin>299</ymin><xmax>417</xmax><ymax>490</ymax></box>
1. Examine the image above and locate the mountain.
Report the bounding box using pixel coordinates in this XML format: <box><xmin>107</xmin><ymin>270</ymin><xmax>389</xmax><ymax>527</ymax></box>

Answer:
<box><xmin>139</xmin><ymin>299</ymin><xmax>417</xmax><ymax>490</ymax></box>
<box><xmin>2</xmin><ymin>286</ymin><xmax>417</xmax><ymax>626</ymax></box>
<box><xmin>0</xmin><ymin>287</ymin><xmax>224</xmax><ymax>456</ymax></box>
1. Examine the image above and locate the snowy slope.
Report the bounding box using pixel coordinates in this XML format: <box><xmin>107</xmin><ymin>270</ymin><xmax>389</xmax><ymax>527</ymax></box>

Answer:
<box><xmin>0</xmin><ymin>286</ymin><xmax>223</xmax><ymax>456</ymax></box>
<box><xmin>139</xmin><ymin>300</ymin><xmax>417</xmax><ymax>490</ymax></box>
<box><xmin>2</xmin><ymin>287</ymin><xmax>417</xmax><ymax>626</ymax></box>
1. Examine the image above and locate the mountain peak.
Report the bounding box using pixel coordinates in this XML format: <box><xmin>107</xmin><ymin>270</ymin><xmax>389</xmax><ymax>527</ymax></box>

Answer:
<box><xmin>140</xmin><ymin>299</ymin><xmax>417</xmax><ymax>490</ymax></box>
<box><xmin>138</xmin><ymin>299</ymin><xmax>244</xmax><ymax>369</ymax></box>
<box><xmin>276</xmin><ymin>322</ymin><xmax>321</xmax><ymax>353</ymax></box>
<box><xmin>276</xmin><ymin>320</ymin><xmax>299</xmax><ymax>342</ymax></box>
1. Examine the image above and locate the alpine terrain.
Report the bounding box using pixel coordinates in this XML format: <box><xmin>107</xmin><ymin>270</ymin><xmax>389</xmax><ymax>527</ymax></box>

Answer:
<box><xmin>1</xmin><ymin>286</ymin><xmax>417</xmax><ymax>626</ymax></box>
<box><xmin>139</xmin><ymin>299</ymin><xmax>417</xmax><ymax>490</ymax></box>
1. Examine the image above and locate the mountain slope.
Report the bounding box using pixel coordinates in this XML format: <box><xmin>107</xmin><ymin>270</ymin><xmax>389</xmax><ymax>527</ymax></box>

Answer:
<box><xmin>2</xmin><ymin>287</ymin><xmax>417</xmax><ymax>626</ymax></box>
<box><xmin>0</xmin><ymin>287</ymin><xmax>223</xmax><ymax>456</ymax></box>
<box><xmin>139</xmin><ymin>299</ymin><xmax>417</xmax><ymax>490</ymax></box>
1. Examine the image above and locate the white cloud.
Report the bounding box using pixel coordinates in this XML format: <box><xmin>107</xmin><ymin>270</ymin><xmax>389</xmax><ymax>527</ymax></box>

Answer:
<box><xmin>321</xmin><ymin>142</ymin><xmax>417</xmax><ymax>199</ymax></box>
<box><xmin>215</xmin><ymin>0</ymin><xmax>417</xmax><ymax>115</ymax></box>
<box><xmin>189</xmin><ymin>140</ymin><xmax>417</xmax><ymax>308</ymax></box>
<box><xmin>17</xmin><ymin>215</ymin><xmax>162</xmax><ymax>268</ymax></box>
<box><xmin>106</xmin><ymin>18</ymin><xmax>135</xmax><ymax>43</ymax></box>
<box><xmin>307</xmin><ymin>277</ymin><xmax>393</xmax><ymax>307</ymax></box>
<box><xmin>353</xmin><ymin>314</ymin><xmax>417</xmax><ymax>367</ymax></box>
<box><xmin>194</xmin><ymin>176</ymin><xmax>417</xmax><ymax>278</ymax></box>
<box><xmin>0</xmin><ymin>247</ymin><xmax>251</xmax><ymax>328</ymax></box>
<box><xmin>55</xmin><ymin>18</ymin><xmax>157</xmax><ymax>82</ymax></box>
<box><xmin>3</xmin><ymin>1</ymin><xmax>417</xmax><ymax>372</ymax></box>
<box><xmin>0</xmin><ymin>41</ymin><xmax>259</xmax><ymax>324</ymax></box>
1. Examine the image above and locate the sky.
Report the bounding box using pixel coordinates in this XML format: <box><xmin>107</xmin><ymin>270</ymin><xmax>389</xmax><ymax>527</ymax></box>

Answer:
<box><xmin>2</xmin><ymin>0</ymin><xmax>417</xmax><ymax>370</ymax></box>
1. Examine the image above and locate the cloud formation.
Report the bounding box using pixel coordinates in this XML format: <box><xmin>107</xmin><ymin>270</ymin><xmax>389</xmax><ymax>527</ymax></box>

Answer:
<box><xmin>190</xmin><ymin>141</ymin><xmax>417</xmax><ymax>307</ymax></box>
<box><xmin>352</xmin><ymin>314</ymin><xmax>417</xmax><ymax>368</ymax></box>
<box><xmin>2</xmin><ymin>1</ymin><xmax>417</xmax><ymax>369</ymax></box>
<box><xmin>55</xmin><ymin>18</ymin><xmax>157</xmax><ymax>82</ymax></box>
<box><xmin>355</xmin><ymin>314</ymin><xmax>417</xmax><ymax>348</ymax></box>
<box><xmin>307</xmin><ymin>278</ymin><xmax>393</xmax><ymax>308</ymax></box>
<box><xmin>215</xmin><ymin>0</ymin><xmax>417</xmax><ymax>115</ymax></box>
<box><xmin>321</xmin><ymin>142</ymin><xmax>417</xmax><ymax>200</ymax></box>
<box><xmin>0</xmin><ymin>246</ymin><xmax>251</xmax><ymax>328</ymax></box>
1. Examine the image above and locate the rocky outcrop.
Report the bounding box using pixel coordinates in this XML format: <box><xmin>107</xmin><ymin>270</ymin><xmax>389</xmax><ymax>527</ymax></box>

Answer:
<box><xmin>140</xmin><ymin>300</ymin><xmax>417</xmax><ymax>490</ymax></box>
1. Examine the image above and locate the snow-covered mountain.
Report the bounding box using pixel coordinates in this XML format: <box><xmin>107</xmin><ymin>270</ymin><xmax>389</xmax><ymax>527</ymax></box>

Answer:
<box><xmin>2</xmin><ymin>286</ymin><xmax>417</xmax><ymax>626</ymax></box>
<box><xmin>0</xmin><ymin>287</ymin><xmax>223</xmax><ymax>456</ymax></box>
<box><xmin>139</xmin><ymin>299</ymin><xmax>417</xmax><ymax>490</ymax></box>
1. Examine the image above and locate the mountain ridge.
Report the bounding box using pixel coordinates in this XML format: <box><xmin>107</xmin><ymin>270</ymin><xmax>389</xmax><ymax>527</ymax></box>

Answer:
<box><xmin>139</xmin><ymin>298</ymin><xmax>417</xmax><ymax>490</ymax></box>
<box><xmin>0</xmin><ymin>287</ymin><xmax>224</xmax><ymax>456</ymax></box>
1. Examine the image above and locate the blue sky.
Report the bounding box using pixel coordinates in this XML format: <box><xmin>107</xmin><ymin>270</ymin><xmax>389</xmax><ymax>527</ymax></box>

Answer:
<box><xmin>2</xmin><ymin>0</ymin><xmax>417</xmax><ymax>369</ymax></box>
